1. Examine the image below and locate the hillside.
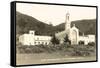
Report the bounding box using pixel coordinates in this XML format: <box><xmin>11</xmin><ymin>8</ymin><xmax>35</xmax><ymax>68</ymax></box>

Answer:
<box><xmin>16</xmin><ymin>11</ymin><xmax>96</xmax><ymax>36</ymax></box>
<box><xmin>71</xmin><ymin>19</ymin><xmax>96</xmax><ymax>35</ymax></box>
<box><xmin>55</xmin><ymin>19</ymin><xmax>96</xmax><ymax>35</ymax></box>
<box><xmin>16</xmin><ymin>12</ymin><xmax>55</xmax><ymax>36</ymax></box>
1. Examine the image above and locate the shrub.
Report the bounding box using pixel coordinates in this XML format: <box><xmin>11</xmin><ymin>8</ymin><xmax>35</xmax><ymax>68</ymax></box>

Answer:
<box><xmin>88</xmin><ymin>42</ymin><xmax>95</xmax><ymax>46</ymax></box>
<box><xmin>51</xmin><ymin>35</ymin><xmax>59</xmax><ymax>45</ymax></box>
<box><xmin>78</xmin><ymin>41</ymin><xmax>84</xmax><ymax>45</ymax></box>
<box><xmin>64</xmin><ymin>34</ymin><xmax>71</xmax><ymax>45</ymax></box>
<box><xmin>17</xmin><ymin>42</ymin><xmax>96</xmax><ymax>57</ymax></box>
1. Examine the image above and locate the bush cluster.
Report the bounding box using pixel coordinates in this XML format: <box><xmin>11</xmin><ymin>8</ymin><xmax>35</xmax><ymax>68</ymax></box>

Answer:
<box><xmin>17</xmin><ymin>44</ymin><xmax>68</xmax><ymax>54</ymax></box>
<box><xmin>17</xmin><ymin>43</ymin><xmax>96</xmax><ymax>57</ymax></box>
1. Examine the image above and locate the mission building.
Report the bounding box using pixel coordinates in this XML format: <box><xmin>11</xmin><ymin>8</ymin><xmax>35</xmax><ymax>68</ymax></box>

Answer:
<box><xmin>19</xmin><ymin>12</ymin><xmax>95</xmax><ymax>45</ymax></box>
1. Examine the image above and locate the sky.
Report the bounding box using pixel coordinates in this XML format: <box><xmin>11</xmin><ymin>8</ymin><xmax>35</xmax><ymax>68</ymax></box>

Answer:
<box><xmin>16</xmin><ymin>3</ymin><xmax>96</xmax><ymax>26</ymax></box>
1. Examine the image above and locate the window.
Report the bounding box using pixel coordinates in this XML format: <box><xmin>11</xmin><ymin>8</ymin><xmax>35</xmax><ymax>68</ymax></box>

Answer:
<box><xmin>38</xmin><ymin>42</ymin><xmax>40</xmax><ymax>44</ymax></box>
<box><xmin>35</xmin><ymin>42</ymin><xmax>36</xmax><ymax>44</ymax></box>
<box><xmin>45</xmin><ymin>42</ymin><xmax>47</xmax><ymax>45</ymax></box>
<box><xmin>67</xmin><ymin>16</ymin><xmax>69</xmax><ymax>20</ymax></box>
<box><xmin>42</xmin><ymin>42</ymin><xmax>44</xmax><ymax>45</ymax></box>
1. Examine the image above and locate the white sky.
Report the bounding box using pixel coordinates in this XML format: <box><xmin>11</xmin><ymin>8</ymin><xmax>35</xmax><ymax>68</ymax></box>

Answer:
<box><xmin>16</xmin><ymin>3</ymin><xmax>96</xmax><ymax>26</ymax></box>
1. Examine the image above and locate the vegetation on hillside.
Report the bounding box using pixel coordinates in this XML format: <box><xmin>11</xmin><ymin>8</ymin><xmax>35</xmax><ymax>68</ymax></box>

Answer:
<box><xmin>17</xmin><ymin>43</ymin><xmax>96</xmax><ymax>57</ymax></box>
<box><xmin>16</xmin><ymin>11</ymin><xmax>96</xmax><ymax>36</ymax></box>
<box><xmin>16</xmin><ymin>12</ymin><xmax>55</xmax><ymax>35</ymax></box>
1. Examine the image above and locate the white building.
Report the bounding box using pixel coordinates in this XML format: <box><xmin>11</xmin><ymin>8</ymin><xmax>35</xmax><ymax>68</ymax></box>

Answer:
<box><xmin>19</xmin><ymin>12</ymin><xmax>95</xmax><ymax>45</ymax></box>
<box><xmin>19</xmin><ymin>31</ymin><xmax>52</xmax><ymax>45</ymax></box>
<box><xmin>55</xmin><ymin>12</ymin><xmax>95</xmax><ymax>45</ymax></box>
<box><xmin>79</xmin><ymin>35</ymin><xmax>95</xmax><ymax>45</ymax></box>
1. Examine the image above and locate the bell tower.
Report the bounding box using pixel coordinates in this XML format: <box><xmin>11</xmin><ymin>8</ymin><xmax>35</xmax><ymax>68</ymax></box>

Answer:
<box><xmin>65</xmin><ymin>12</ymin><xmax>71</xmax><ymax>31</ymax></box>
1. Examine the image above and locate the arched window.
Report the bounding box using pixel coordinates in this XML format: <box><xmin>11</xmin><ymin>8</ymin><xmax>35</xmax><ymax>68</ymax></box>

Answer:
<box><xmin>67</xmin><ymin>16</ymin><xmax>69</xmax><ymax>20</ymax></box>
<box><xmin>45</xmin><ymin>42</ymin><xmax>47</xmax><ymax>45</ymax></box>
<box><xmin>38</xmin><ymin>42</ymin><xmax>40</xmax><ymax>44</ymax></box>
<box><xmin>35</xmin><ymin>42</ymin><xmax>36</xmax><ymax>44</ymax></box>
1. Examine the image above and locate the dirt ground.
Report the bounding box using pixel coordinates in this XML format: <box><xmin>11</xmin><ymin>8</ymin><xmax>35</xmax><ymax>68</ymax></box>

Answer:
<box><xmin>16</xmin><ymin>53</ymin><xmax>96</xmax><ymax>65</ymax></box>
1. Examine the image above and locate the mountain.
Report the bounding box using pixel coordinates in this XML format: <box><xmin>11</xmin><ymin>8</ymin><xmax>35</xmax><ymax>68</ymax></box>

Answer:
<box><xmin>16</xmin><ymin>11</ymin><xmax>96</xmax><ymax>36</ymax></box>
<box><xmin>16</xmin><ymin>12</ymin><xmax>55</xmax><ymax>36</ymax></box>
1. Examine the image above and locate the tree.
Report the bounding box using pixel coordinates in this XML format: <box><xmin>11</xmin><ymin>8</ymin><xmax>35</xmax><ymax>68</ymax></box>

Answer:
<box><xmin>51</xmin><ymin>35</ymin><xmax>59</xmax><ymax>45</ymax></box>
<box><xmin>64</xmin><ymin>34</ymin><xmax>71</xmax><ymax>44</ymax></box>
<box><xmin>78</xmin><ymin>41</ymin><xmax>84</xmax><ymax>45</ymax></box>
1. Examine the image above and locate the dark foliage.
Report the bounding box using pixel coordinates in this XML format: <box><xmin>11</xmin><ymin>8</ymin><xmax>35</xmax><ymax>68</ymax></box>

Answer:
<box><xmin>78</xmin><ymin>41</ymin><xmax>85</xmax><ymax>45</ymax></box>
<box><xmin>64</xmin><ymin>34</ymin><xmax>71</xmax><ymax>44</ymax></box>
<box><xmin>88</xmin><ymin>42</ymin><xmax>95</xmax><ymax>46</ymax></box>
<box><xmin>51</xmin><ymin>35</ymin><xmax>59</xmax><ymax>45</ymax></box>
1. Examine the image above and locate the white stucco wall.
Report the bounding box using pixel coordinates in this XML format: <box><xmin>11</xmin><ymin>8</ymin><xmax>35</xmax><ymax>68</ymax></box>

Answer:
<box><xmin>34</xmin><ymin>36</ymin><xmax>52</xmax><ymax>45</ymax></box>
<box><xmin>78</xmin><ymin>36</ymin><xmax>89</xmax><ymax>45</ymax></box>
<box><xmin>70</xmin><ymin>25</ymin><xmax>79</xmax><ymax>44</ymax></box>
<box><xmin>19</xmin><ymin>33</ymin><xmax>35</xmax><ymax>45</ymax></box>
<box><xmin>88</xmin><ymin>35</ymin><xmax>95</xmax><ymax>42</ymax></box>
<box><xmin>19</xmin><ymin>30</ymin><xmax>52</xmax><ymax>46</ymax></box>
<box><xmin>78</xmin><ymin>35</ymin><xmax>95</xmax><ymax>45</ymax></box>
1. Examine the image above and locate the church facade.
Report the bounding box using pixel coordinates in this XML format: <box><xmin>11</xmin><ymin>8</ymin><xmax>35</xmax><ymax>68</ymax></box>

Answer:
<box><xmin>19</xmin><ymin>12</ymin><xmax>95</xmax><ymax>46</ymax></box>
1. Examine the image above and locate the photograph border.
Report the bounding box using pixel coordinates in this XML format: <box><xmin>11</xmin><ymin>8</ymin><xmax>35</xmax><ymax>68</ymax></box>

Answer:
<box><xmin>10</xmin><ymin>1</ymin><xmax>98</xmax><ymax>67</ymax></box>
